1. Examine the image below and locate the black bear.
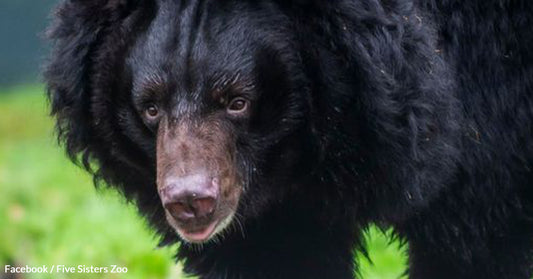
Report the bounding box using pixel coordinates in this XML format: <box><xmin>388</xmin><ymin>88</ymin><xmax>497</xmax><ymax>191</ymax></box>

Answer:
<box><xmin>45</xmin><ymin>0</ymin><xmax>533</xmax><ymax>278</ymax></box>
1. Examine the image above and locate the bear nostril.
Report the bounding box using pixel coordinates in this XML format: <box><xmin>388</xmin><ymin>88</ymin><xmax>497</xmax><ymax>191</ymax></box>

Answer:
<box><xmin>165</xmin><ymin>201</ymin><xmax>196</xmax><ymax>222</ymax></box>
<box><xmin>191</xmin><ymin>197</ymin><xmax>216</xmax><ymax>218</ymax></box>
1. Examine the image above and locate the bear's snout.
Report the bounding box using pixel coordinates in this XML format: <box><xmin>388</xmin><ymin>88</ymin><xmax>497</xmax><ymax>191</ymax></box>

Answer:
<box><xmin>155</xmin><ymin>118</ymin><xmax>242</xmax><ymax>243</ymax></box>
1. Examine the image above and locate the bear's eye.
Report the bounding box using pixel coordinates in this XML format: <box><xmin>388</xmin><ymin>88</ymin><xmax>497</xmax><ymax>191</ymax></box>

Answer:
<box><xmin>144</xmin><ymin>104</ymin><xmax>160</xmax><ymax>120</ymax></box>
<box><xmin>227</xmin><ymin>97</ymin><xmax>249</xmax><ymax>115</ymax></box>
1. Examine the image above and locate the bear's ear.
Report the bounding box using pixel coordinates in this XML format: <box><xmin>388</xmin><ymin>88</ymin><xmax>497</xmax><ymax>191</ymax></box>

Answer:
<box><xmin>44</xmin><ymin>0</ymin><xmax>138</xmax><ymax>168</ymax></box>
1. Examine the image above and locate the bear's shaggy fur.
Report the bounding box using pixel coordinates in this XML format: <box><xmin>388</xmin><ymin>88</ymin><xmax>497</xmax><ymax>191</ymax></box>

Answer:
<box><xmin>45</xmin><ymin>0</ymin><xmax>533</xmax><ymax>278</ymax></box>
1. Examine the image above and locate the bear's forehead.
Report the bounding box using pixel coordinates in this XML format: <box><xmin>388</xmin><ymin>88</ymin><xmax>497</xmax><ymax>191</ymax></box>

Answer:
<box><xmin>126</xmin><ymin>0</ymin><xmax>295</xmax><ymax>104</ymax></box>
<box><xmin>126</xmin><ymin>0</ymin><xmax>266</xmax><ymax>100</ymax></box>
<box><xmin>127</xmin><ymin>0</ymin><xmax>285</xmax><ymax>66</ymax></box>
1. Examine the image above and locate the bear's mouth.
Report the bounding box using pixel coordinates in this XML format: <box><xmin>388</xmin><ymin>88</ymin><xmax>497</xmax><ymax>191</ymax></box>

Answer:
<box><xmin>166</xmin><ymin>211</ymin><xmax>236</xmax><ymax>243</ymax></box>
<box><xmin>175</xmin><ymin>219</ymin><xmax>220</xmax><ymax>243</ymax></box>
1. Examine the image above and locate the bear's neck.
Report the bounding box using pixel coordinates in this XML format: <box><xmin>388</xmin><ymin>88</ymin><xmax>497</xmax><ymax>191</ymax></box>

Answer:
<box><xmin>177</xmin><ymin>201</ymin><xmax>361</xmax><ymax>279</ymax></box>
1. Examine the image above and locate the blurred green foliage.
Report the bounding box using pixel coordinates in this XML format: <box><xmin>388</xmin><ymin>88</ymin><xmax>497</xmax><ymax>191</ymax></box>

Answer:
<box><xmin>0</xmin><ymin>85</ymin><xmax>181</xmax><ymax>279</ymax></box>
<box><xmin>0</xmin><ymin>85</ymin><xmax>407</xmax><ymax>278</ymax></box>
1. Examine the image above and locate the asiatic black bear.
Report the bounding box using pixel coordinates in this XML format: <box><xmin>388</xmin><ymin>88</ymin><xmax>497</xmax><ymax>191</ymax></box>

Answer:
<box><xmin>45</xmin><ymin>0</ymin><xmax>533</xmax><ymax>278</ymax></box>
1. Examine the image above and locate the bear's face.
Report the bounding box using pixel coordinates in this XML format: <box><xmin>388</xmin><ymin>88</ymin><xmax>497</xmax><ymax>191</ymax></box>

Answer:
<box><xmin>122</xmin><ymin>0</ymin><xmax>312</xmax><ymax>243</ymax></box>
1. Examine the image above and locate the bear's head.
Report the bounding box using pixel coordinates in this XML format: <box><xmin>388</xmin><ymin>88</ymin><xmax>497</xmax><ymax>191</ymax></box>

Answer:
<box><xmin>47</xmin><ymin>0</ymin><xmax>322</xmax><ymax>244</ymax></box>
<box><xmin>124</xmin><ymin>0</ymin><xmax>316</xmax><ymax>243</ymax></box>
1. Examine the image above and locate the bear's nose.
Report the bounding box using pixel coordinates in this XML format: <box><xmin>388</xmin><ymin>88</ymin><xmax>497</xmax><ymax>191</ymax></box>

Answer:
<box><xmin>164</xmin><ymin>194</ymin><xmax>216</xmax><ymax>222</ymax></box>
<box><xmin>159</xmin><ymin>174</ymin><xmax>219</xmax><ymax>222</ymax></box>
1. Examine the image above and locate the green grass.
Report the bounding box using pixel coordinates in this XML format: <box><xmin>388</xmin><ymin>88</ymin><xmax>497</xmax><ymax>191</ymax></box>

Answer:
<box><xmin>0</xmin><ymin>85</ymin><xmax>407</xmax><ymax>278</ymax></box>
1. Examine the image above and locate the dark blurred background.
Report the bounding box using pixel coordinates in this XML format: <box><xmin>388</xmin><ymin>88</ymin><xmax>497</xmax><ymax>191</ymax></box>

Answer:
<box><xmin>0</xmin><ymin>0</ymin><xmax>57</xmax><ymax>86</ymax></box>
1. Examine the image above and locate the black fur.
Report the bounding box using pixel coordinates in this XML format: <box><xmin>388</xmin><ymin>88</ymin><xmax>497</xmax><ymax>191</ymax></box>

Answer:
<box><xmin>45</xmin><ymin>0</ymin><xmax>533</xmax><ymax>278</ymax></box>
